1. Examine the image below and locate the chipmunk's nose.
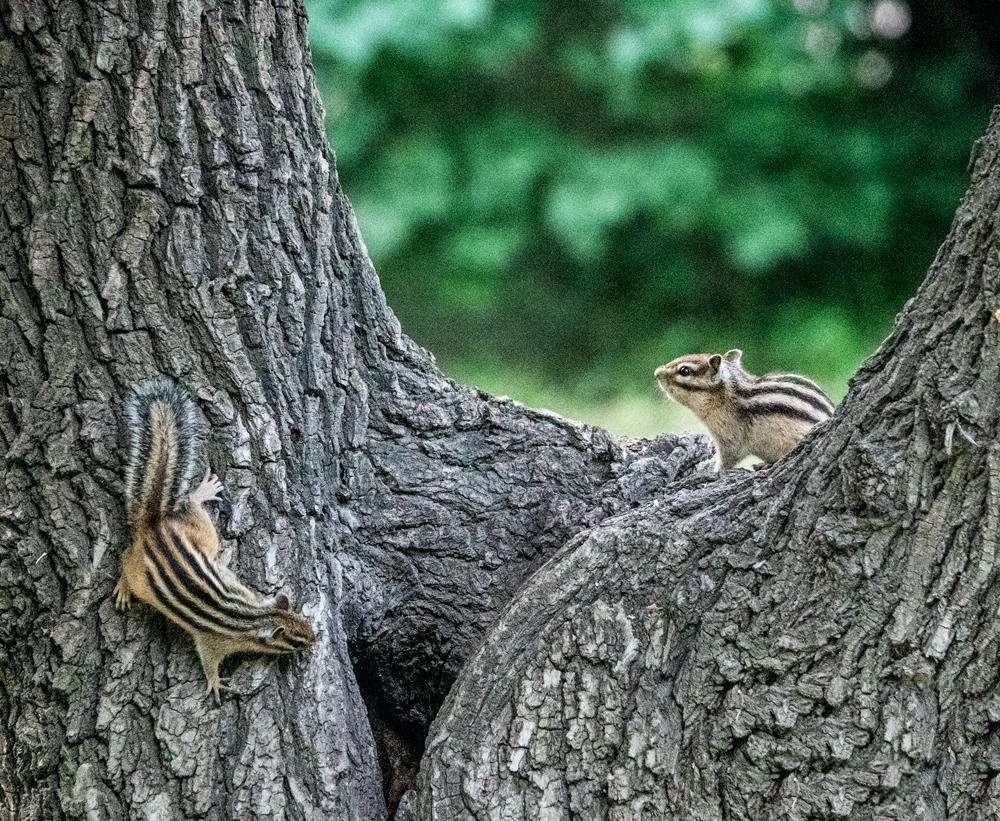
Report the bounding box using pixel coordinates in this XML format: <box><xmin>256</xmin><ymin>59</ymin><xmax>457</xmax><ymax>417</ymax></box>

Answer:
<box><xmin>654</xmin><ymin>365</ymin><xmax>670</xmax><ymax>380</ymax></box>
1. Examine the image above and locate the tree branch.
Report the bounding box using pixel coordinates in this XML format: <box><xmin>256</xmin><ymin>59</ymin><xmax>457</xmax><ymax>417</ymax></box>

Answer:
<box><xmin>414</xmin><ymin>107</ymin><xmax>1000</xmax><ymax>818</ymax></box>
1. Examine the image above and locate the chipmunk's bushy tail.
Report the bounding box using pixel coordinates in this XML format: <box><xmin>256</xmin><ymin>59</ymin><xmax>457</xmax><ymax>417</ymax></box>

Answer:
<box><xmin>124</xmin><ymin>378</ymin><xmax>200</xmax><ymax>525</ymax></box>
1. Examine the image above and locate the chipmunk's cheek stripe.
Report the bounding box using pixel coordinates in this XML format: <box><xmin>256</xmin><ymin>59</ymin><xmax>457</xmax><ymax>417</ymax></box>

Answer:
<box><xmin>672</xmin><ymin>382</ymin><xmax>716</xmax><ymax>392</ymax></box>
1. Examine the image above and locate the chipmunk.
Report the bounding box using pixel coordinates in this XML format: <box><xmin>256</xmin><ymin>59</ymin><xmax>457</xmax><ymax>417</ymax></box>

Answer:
<box><xmin>655</xmin><ymin>349</ymin><xmax>834</xmax><ymax>471</ymax></box>
<box><xmin>114</xmin><ymin>378</ymin><xmax>315</xmax><ymax>704</ymax></box>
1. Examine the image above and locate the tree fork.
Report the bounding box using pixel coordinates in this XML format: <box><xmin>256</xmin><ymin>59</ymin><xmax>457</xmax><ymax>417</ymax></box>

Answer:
<box><xmin>3</xmin><ymin>0</ymin><xmax>997</xmax><ymax>818</ymax></box>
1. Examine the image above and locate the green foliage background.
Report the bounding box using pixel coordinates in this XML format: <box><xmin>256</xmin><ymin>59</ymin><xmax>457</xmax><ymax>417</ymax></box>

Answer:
<box><xmin>307</xmin><ymin>0</ymin><xmax>994</xmax><ymax>436</ymax></box>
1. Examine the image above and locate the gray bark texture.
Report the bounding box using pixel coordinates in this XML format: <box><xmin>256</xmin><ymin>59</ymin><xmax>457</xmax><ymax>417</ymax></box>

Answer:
<box><xmin>1</xmin><ymin>1</ymin><xmax>998</xmax><ymax>820</ymax></box>
<box><xmin>0</xmin><ymin>1</ymin><xmax>706</xmax><ymax>818</ymax></box>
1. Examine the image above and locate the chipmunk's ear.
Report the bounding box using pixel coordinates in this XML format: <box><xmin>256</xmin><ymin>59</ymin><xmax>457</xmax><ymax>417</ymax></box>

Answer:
<box><xmin>274</xmin><ymin>593</ymin><xmax>290</xmax><ymax>611</ymax></box>
<box><xmin>708</xmin><ymin>354</ymin><xmax>722</xmax><ymax>374</ymax></box>
<box><xmin>723</xmin><ymin>349</ymin><xmax>742</xmax><ymax>366</ymax></box>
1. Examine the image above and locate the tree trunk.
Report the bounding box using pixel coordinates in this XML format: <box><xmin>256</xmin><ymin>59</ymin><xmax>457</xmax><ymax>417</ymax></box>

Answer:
<box><xmin>1</xmin><ymin>1</ymin><xmax>997</xmax><ymax>819</ymax></box>
<box><xmin>1</xmin><ymin>1</ymin><xmax>387</xmax><ymax>817</ymax></box>
<box><xmin>0</xmin><ymin>1</ymin><xmax>704</xmax><ymax>818</ymax></box>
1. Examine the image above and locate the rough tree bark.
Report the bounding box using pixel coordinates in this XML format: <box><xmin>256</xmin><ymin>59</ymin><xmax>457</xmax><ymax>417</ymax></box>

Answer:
<box><xmin>1</xmin><ymin>1</ymin><xmax>996</xmax><ymax>820</ymax></box>
<box><xmin>0</xmin><ymin>1</ymin><xmax>704</xmax><ymax>818</ymax></box>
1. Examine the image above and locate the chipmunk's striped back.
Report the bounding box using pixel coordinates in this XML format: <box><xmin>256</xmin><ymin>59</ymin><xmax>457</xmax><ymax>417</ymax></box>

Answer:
<box><xmin>139</xmin><ymin>520</ymin><xmax>311</xmax><ymax>654</ymax></box>
<box><xmin>734</xmin><ymin>372</ymin><xmax>835</xmax><ymax>426</ymax></box>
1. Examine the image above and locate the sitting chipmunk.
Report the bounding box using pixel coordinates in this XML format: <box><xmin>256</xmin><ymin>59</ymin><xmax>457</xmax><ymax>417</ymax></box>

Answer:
<box><xmin>114</xmin><ymin>378</ymin><xmax>315</xmax><ymax>704</ymax></box>
<box><xmin>655</xmin><ymin>349</ymin><xmax>835</xmax><ymax>471</ymax></box>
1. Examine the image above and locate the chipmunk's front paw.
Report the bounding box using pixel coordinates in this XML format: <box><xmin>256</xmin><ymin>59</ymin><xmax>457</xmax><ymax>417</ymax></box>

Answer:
<box><xmin>191</xmin><ymin>469</ymin><xmax>224</xmax><ymax>505</ymax></box>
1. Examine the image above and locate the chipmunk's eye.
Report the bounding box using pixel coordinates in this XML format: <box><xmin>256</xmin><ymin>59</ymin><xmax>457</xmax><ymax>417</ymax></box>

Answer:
<box><xmin>678</xmin><ymin>365</ymin><xmax>694</xmax><ymax>377</ymax></box>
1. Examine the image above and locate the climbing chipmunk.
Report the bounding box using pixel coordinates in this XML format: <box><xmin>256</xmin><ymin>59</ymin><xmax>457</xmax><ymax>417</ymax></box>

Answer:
<box><xmin>655</xmin><ymin>349</ymin><xmax>834</xmax><ymax>471</ymax></box>
<box><xmin>114</xmin><ymin>378</ymin><xmax>315</xmax><ymax>704</ymax></box>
